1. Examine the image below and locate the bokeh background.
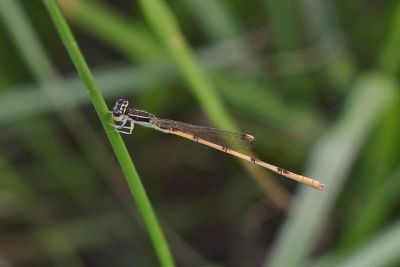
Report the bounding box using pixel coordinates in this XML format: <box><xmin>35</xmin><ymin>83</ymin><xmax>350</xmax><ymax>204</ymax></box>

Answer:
<box><xmin>0</xmin><ymin>0</ymin><xmax>399</xmax><ymax>266</ymax></box>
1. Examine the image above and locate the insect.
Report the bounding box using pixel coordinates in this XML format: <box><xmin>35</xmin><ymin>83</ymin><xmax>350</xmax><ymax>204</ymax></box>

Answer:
<box><xmin>109</xmin><ymin>98</ymin><xmax>325</xmax><ymax>190</ymax></box>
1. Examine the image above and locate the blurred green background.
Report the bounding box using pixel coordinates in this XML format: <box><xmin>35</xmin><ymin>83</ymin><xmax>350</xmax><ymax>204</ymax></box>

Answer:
<box><xmin>0</xmin><ymin>0</ymin><xmax>399</xmax><ymax>266</ymax></box>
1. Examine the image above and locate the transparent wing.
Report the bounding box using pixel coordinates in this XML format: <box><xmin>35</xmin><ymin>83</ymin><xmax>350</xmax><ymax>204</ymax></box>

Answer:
<box><xmin>153</xmin><ymin>118</ymin><xmax>255</xmax><ymax>151</ymax></box>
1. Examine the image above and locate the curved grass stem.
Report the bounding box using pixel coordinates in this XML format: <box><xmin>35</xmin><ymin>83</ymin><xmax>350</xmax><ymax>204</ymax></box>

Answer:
<box><xmin>43</xmin><ymin>1</ymin><xmax>175</xmax><ymax>266</ymax></box>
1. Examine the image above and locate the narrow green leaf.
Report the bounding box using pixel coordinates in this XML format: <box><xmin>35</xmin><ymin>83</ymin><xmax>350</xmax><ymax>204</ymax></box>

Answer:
<box><xmin>265</xmin><ymin>73</ymin><xmax>397</xmax><ymax>267</ymax></box>
<box><xmin>43</xmin><ymin>1</ymin><xmax>175</xmax><ymax>266</ymax></box>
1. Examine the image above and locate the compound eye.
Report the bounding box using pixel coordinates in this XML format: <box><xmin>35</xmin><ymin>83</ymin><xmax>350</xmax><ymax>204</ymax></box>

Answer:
<box><xmin>113</xmin><ymin>110</ymin><xmax>122</xmax><ymax>116</ymax></box>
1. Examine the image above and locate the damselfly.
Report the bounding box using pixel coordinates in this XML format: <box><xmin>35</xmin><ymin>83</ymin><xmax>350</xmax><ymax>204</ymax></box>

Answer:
<box><xmin>109</xmin><ymin>98</ymin><xmax>325</xmax><ymax>190</ymax></box>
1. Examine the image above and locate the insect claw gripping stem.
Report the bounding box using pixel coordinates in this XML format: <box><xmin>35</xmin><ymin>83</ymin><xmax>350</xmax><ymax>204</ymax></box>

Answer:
<box><xmin>107</xmin><ymin>122</ymin><xmax>129</xmax><ymax>130</ymax></box>
<box><xmin>114</xmin><ymin>129</ymin><xmax>129</xmax><ymax>134</ymax></box>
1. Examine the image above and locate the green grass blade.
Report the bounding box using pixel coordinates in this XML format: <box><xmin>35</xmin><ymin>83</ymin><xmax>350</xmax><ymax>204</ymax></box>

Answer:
<box><xmin>265</xmin><ymin>73</ymin><xmax>397</xmax><ymax>267</ymax></box>
<box><xmin>62</xmin><ymin>0</ymin><xmax>262</xmax><ymax>76</ymax></box>
<box><xmin>0</xmin><ymin>26</ymin><xmax>267</xmax><ymax>123</ymax></box>
<box><xmin>43</xmin><ymin>1</ymin><xmax>175</xmax><ymax>266</ymax></box>
<box><xmin>214</xmin><ymin>74</ymin><xmax>323</xmax><ymax>140</ymax></box>
<box><xmin>341</xmin><ymin>165</ymin><xmax>400</xmax><ymax>250</ymax></box>
<box><xmin>310</xmin><ymin>168</ymin><xmax>400</xmax><ymax>267</ymax></box>
<box><xmin>0</xmin><ymin>63</ymin><xmax>175</xmax><ymax>123</ymax></box>
<box><xmin>136</xmin><ymin>0</ymin><xmax>235</xmax><ymax>130</ymax></box>
<box><xmin>0</xmin><ymin>0</ymin><xmax>124</xmax><ymax>197</ymax></box>
<box><xmin>136</xmin><ymin>0</ymin><xmax>292</xmax><ymax>209</ymax></box>
<box><xmin>182</xmin><ymin>0</ymin><xmax>263</xmax><ymax>75</ymax></box>
<box><xmin>336</xmin><ymin>214</ymin><xmax>400</xmax><ymax>267</ymax></box>
<box><xmin>0</xmin><ymin>36</ymin><xmax>258</xmax><ymax>124</ymax></box>
<box><xmin>338</xmin><ymin>0</ymin><xmax>400</xmax><ymax>249</ymax></box>
<box><xmin>379</xmin><ymin>1</ymin><xmax>400</xmax><ymax>75</ymax></box>
<box><xmin>59</xmin><ymin>0</ymin><xmax>164</xmax><ymax>62</ymax></box>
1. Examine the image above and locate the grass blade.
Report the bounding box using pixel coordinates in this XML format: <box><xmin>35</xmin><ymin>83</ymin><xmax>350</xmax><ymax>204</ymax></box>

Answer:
<box><xmin>43</xmin><ymin>1</ymin><xmax>175</xmax><ymax>266</ymax></box>
<box><xmin>0</xmin><ymin>0</ymin><xmax>127</xmax><ymax>204</ymax></box>
<box><xmin>137</xmin><ymin>0</ymin><xmax>235</xmax><ymax>129</ymax></box>
<box><xmin>0</xmin><ymin>36</ymin><xmax>258</xmax><ymax>124</ymax></box>
<box><xmin>265</xmin><ymin>73</ymin><xmax>397</xmax><ymax>267</ymax></box>
<box><xmin>59</xmin><ymin>0</ymin><xmax>164</xmax><ymax>62</ymax></box>
<box><xmin>379</xmin><ymin>2</ymin><xmax>400</xmax><ymax>75</ymax></box>
<box><xmin>137</xmin><ymin>0</ymin><xmax>291</xmax><ymax>210</ymax></box>
<box><xmin>336</xmin><ymin>215</ymin><xmax>400</xmax><ymax>267</ymax></box>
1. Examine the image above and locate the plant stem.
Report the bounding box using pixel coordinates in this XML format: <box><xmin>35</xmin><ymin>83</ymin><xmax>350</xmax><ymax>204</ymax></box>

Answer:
<box><xmin>43</xmin><ymin>1</ymin><xmax>175</xmax><ymax>266</ymax></box>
